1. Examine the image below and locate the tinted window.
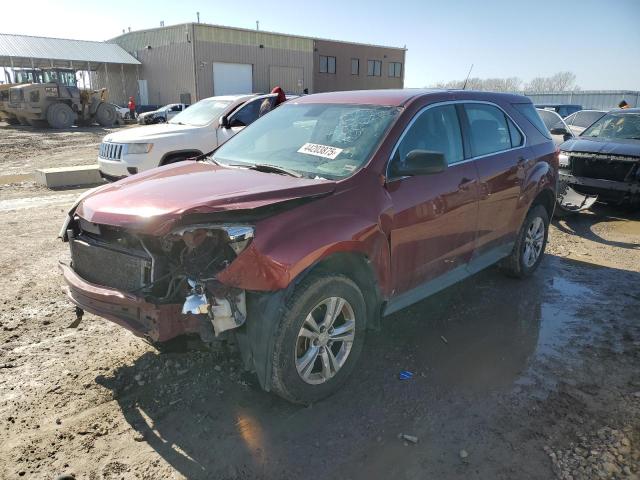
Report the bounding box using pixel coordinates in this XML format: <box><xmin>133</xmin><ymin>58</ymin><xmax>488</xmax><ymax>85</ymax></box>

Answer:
<box><xmin>351</xmin><ymin>58</ymin><xmax>359</xmax><ymax>75</ymax></box>
<box><xmin>465</xmin><ymin>104</ymin><xmax>512</xmax><ymax>156</ymax></box>
<box><xmin>368</xmin><ymin>60</ymin><xmax>382</xmax><ymax>76</ymax></box>
<box><xmin>319</xmin><ymin>55</ymin><xmax>336</xmax><ymax>74</ymax></box>
<box><xmin>507</xmin><ymin>117</ymin><xmax>524</xmax><ymax>147</ymax></box>
<box><xmin>230</xmin><ymin>99</ymin><xmax>263</xmax><ymax>127</ymax></box>
<box><xmin>320</xmin><ymin>56</ymin><xmax>327</xmax><ymax>73</ymax></box>
<box><xmin>392</xmin><ymin>105</ymin><xmax>464</xmax><ymax>170</ymax></box>
<box><xmin>388</xmin><ymin>62</ymin><xmax>402</xmax><ymax>78</ymax></box>
<box><xmin>514</xmin><ymin>103</ymin><xmax>552</xmax><ymax>139</ymax></box>
<box><xmin>564</xmin><ymin>111</ymin><xmax>578</xmax><ymax>126</ymax></box>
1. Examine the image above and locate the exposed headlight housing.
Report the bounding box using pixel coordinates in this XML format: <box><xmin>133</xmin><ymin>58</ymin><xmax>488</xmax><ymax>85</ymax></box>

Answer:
<box><xmin>169</xmin><ymin>224</ymin><xmax>254</xmax><ymax>255</ymax></box>
<box><xmin>126</xmin><ymin>143</ymin><xmax>154</xmax><ymax>154</ymax></box>
<box><xmin>558</xmin><ymin>152</ymin><xmax>570</xmax><ymax>168</ymax></box>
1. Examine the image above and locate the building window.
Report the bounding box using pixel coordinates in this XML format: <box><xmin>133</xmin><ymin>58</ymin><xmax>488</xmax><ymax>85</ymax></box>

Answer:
<box><xmin>367</xmin><ymin>60</ymin><xmax>382</xmax><ymax>77</ymax></box>
<box><xmin>351</xmin><ymin>58</ymin><xmax>359</xmax><ymax>75</ymax></box>
<box><xmin>320</xmin><ymin>55</ymin><xmax>336</xmax><ymax>74</ymax></box>
<box><xmin>388</xmin><ymin>62</ymin><xmax>402</xmax><ymax>78</ymax></box>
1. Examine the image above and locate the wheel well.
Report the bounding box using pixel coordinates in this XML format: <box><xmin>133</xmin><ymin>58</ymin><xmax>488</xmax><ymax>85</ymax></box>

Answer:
<box><xmin>531</xmin><ymin>188</ymin><xmax>555</xmax><ymax>218</ymax></box>
<box><xmin>160</xmin><ymin>150</ymin><xmax>203</xmax><ymax>166</ymax></box>
<box><xmin>303</xmin><ymin>252</ymin><xmax>383</xmax><ymax>330</ymax></box>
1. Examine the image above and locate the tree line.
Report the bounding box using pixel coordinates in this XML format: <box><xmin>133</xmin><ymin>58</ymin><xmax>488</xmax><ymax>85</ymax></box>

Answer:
<box><xmin>429</xmin><ymin>71</ymin><xmax>580</xmax><ymax>92</ymax></box>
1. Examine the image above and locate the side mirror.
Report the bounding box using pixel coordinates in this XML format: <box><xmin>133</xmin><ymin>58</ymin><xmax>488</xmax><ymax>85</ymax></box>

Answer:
<box><xmin>392</xmin><ymin>150</ymin><xmax>447</xmax><ymax>177</ymax></box>
<box><xmin>219</xmin><ymin>115</ymin><xmax>230</xmax><ymax>128</ymax></box>
<box><xmin>550</xmin><ymin>126</ymin><xmax>569</xmax><ymax>136</ymax></box>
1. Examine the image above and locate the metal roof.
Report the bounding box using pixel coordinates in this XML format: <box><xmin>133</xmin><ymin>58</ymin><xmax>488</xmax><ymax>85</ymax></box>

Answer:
<box><xmin>0</xmin><ymin>33</ymin><xmax>140</xmax><ymax>65</ymax></box>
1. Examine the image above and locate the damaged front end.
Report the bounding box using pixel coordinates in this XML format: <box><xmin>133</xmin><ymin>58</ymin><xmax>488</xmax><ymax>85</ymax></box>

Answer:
<box><xmin>61</xmin><ymin>215</ymin><xmax>253</xmax><ymax>345</ymax></box>
<box><xmin>556</xmin><ymin>150</ymin><xmax>640</xmax><ymax>212</ymax></box>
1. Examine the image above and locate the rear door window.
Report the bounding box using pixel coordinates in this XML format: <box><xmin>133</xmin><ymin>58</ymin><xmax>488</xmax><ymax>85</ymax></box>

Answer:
<box><xmin>464</xmin><ymin>104</ymin><xmax>513</xmax><ymax>156</ymax></box>
<box><xmin>392</xmin><ymin>104</ymin><xmax>464</xmax><ymax>170</ymax></box>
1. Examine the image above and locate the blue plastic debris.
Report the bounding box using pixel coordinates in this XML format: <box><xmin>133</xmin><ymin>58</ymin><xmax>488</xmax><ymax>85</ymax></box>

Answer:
<box><xmin>399</xmin><ymin>370</ymin><xmax>413</xmax><ymax>380</ymax></box>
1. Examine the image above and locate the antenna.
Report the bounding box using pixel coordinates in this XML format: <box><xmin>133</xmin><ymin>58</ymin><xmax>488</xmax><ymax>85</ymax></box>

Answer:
<box><xmin>462</xmin><ymin>64</ymin><xmax>474</xmax><ymax>90</ymax></box>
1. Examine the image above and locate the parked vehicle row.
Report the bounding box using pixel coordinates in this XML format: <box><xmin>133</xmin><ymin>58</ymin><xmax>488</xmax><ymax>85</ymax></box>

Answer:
<box><xmin>137</xmin><ymin>103</ymin><xmax>190</xmax><ymax>125</ymax></box>
<box><xmin>62</xmin><ymin>89</ymin><xmax>558</xmax><ymax>403</ymax></box>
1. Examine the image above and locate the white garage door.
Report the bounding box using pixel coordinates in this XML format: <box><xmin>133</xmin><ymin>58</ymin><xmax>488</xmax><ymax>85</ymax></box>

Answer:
<box><xmin>212</xmin><ymin>62</ymin><xmax>253</xmax><ymax>96</ymax></box>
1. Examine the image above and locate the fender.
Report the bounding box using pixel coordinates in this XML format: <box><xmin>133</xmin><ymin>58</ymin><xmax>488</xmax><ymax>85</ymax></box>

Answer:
<box><xmin>217</xmin><ymin>215</ymin><xmax>392</xmax><ymax>297</ymax></box>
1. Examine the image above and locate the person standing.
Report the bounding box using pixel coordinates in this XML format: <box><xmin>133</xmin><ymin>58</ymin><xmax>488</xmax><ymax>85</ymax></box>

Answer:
<box><xmin>127</xmin><ymin>96</ymin><xmax>136</xmax><ymax>119</ymax></box>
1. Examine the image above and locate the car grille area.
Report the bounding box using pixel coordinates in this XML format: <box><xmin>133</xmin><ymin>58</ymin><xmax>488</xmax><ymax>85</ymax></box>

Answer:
<box><xmin>99</xmin><ymin>142</ymin><xmax>124</xmax><ymax>160</ymax></box>
<box><xmin>70</xmin><ymin>236</ymin><xmax>151</xmax><ymax>292</ymax></box>
<box><xmin>569</xmin><ymin>153</ymin><xmax>639</xmax><ymax>182</ymax></box>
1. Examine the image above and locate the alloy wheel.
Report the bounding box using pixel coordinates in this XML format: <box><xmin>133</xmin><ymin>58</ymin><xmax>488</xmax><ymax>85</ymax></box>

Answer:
<box><xmin>295</xmin><ymin>296</ymin><xmax>356</xmax><ymax>385</ymax></box>
<box><xmin>523</xmin><ymin>216</ymin><xmax>545</xmax><ymax>267</ymax></box>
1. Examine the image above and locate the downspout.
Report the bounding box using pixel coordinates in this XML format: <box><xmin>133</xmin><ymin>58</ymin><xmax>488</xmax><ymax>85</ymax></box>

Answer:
<box><xmin>191</xmin><ymin>23</ymin><xmax>198</xmax><ymax>102</ymax></box>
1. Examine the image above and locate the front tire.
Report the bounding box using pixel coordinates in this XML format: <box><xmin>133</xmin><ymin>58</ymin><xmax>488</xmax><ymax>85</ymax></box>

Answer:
<box><xmin>270</xmin><ymin>274</ymin><xmax>366</xmax><ymax>404</ymax></box>
<box><xmin>501</xmin><ymin>205</ymin><xmax>549</xmax><ymax>278</ymax></box>
<box><xmin>95</xmin><ymin>103</ymin><xmax>117</xmax><ymax>127</ymax></box>
<box><xmin>46</xmin><ymin>103</ymin><xmax>76</xmax><ymax>129</ymax></box>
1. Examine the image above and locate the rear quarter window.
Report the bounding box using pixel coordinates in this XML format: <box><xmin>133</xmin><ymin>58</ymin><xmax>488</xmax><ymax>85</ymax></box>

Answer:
<box><xmin>513</xmin><ymin>103</ymin><xmax>552</xmax><ymax>139</ymax></box>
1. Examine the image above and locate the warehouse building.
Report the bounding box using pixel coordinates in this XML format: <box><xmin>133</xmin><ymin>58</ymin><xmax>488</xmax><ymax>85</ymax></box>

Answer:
<box><xmin>111</xmin><ymin>23</ymin><xmax>405</xmax><ymax>105</ymax></box>
<box><xmin>0</xmin><ymin>33</ymin><xmax>140</xmax><ymax>105</ymax></box>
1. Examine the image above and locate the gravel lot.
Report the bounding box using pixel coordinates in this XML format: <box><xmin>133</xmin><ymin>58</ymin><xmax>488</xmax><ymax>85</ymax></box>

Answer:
<box><xmin>0</xmin><ymin>124</ymin><xmax>638</xmax><ymax>480</ymax></box>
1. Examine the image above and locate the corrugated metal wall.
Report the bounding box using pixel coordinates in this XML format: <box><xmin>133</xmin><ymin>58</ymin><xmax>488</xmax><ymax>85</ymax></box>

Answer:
<box><xmin>91</xmin><ymin>64</ymin><xmax>139</xmax><ymax>106</ymax></box>
<box><xmin>194</xmin><ymin>25</ymin><xmax>313</xmax><ymax>97</ymax></box>
<box><xmin>523</xmin><ymin>91</ymin><xmax>640</xmax><ymax>110</ymax></box>
<box><xmin>135</xmin><ymin>43</ymin><xmax>195</xmax><ymax>105</ymax></box>
<box><xmin>113</xmin><ymin>25</ymin><xmax>196</xmax><ymax>105</ymax></box>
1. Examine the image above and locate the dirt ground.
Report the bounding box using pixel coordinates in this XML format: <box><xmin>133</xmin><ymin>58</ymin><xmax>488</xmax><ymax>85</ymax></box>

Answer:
<box><xmin>0</xmin><ymin>125</ymin><xmax>639</xmax><ymax>480</ymax></box>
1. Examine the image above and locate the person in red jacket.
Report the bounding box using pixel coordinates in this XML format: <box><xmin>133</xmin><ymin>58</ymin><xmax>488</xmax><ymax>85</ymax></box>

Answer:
<box><xmin>127</xmin><ymin>96</ymin><xmax>136</xmax><ymax>119</ymax></box>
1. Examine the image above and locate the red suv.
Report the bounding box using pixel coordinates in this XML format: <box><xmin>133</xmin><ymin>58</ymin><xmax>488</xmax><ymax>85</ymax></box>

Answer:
<box><xmin>60</xmin><ymin>90</ymin><xmax>558</xmax><ymax>404</ymax></box>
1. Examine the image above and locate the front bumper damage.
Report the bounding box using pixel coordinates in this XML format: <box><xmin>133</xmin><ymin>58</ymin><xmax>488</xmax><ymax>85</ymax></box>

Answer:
<box><xmin>60</xmin><ymin>216</ymin><xmax>251</xmax><ymax>346</ymax></box>
<box><xmin>557</xmin><ymin>151</ymin><xmax>640</xmax><ymax>211</ymax></box>
<box><xmin>61</xmin><ymin>263</ymin><xmax>215</xmax><ymax>343</ymax></box>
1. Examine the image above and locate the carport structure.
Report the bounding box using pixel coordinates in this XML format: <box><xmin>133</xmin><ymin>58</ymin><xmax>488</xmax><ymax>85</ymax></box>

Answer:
<box><xmin>0</xmin><ymin>33</ymin><xmax>141</xmax><ymax>105</ymax></box>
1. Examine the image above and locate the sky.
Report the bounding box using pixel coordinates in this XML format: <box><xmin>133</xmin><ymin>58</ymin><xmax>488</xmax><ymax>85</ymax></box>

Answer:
<box><xmin>1</xmin><ymin>0</ymin><xmax>639</xmax><ymax>90</ymax></box>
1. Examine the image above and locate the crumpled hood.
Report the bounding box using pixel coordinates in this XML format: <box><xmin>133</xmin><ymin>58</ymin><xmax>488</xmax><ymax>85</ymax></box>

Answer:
<box><xmin>103</xmin><ymin>123</ymin><xmax>203</xmax><ymax>142</ymax></box>
<box><xmin>76</xmin><ymin>162</ymin><xmax>336</xmax><ymax>234</ymax></box>
<box><xmin>560</xmin><ymin>137</ymin><xmax>640</xmax><ymax>157</ymax></box>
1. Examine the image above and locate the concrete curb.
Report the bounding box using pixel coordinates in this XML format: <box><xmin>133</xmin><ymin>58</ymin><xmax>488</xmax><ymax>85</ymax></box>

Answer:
<box><xmin>34</xmin><ymin>166</ymin><xmax>105</xmax><ymax>189</ymax></box>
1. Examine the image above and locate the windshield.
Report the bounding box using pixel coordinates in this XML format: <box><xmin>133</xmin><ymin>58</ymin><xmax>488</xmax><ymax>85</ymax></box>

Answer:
<box><xmin>212</xmin><ymin>103</ymin><xmax>400</xmax><ymax>180</ymax></box>
<box><xmin>582</xmin><ymin>112</ymin><xmax>640</xmax><ymax>140</ymax></box>
<box><xmin>169</xmin><ymin>98</ymin><xmax>232</xmax><ymax>126</ymax></box>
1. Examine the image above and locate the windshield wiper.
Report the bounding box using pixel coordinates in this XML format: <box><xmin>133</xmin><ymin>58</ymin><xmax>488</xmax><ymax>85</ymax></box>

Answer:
<box><xmin>248</xmin><ymin>164</ymin><xmax>302</xmax><ymax>178</ymax></box>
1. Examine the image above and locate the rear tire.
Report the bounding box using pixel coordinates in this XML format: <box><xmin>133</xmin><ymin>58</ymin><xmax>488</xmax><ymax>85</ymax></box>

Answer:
<box><xmin>270</xmin><ymin>274</ymin><xmax>366</xmax><ymax>405</ymax></box>
<box><xmin>501</xmin><ymin>205</ymin><xmax>549</xmax><ymax>278</ymax></box>
<box><xmin>95</xmin><ymin>103</ymin><xmax>117</xmax><ymax>127</ymax></box>
<box><xmin>46</xmin><ymin>103</ymin><xmax>76</xmax><ymax>129</ymax></box>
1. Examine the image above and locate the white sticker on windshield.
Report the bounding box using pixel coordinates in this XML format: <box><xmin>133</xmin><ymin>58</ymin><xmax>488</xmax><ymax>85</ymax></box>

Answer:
<box><xmin>297</xmin><ymin>143</ymin><xmax>343</xmax><ymax>160</ymax></box>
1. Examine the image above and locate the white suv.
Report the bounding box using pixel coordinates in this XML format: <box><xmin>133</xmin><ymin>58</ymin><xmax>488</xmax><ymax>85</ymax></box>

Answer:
<box><xmin>98</xmin><ymin>94</ymin><xmax>277</xmax><ymax>180</ymax></box>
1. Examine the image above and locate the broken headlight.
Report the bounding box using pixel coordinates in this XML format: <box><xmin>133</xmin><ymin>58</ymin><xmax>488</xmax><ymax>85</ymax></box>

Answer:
<box><xmin>168</xmin><ymin>224</ymin><xmax>254</xmax><ymax>255</ymax></box>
